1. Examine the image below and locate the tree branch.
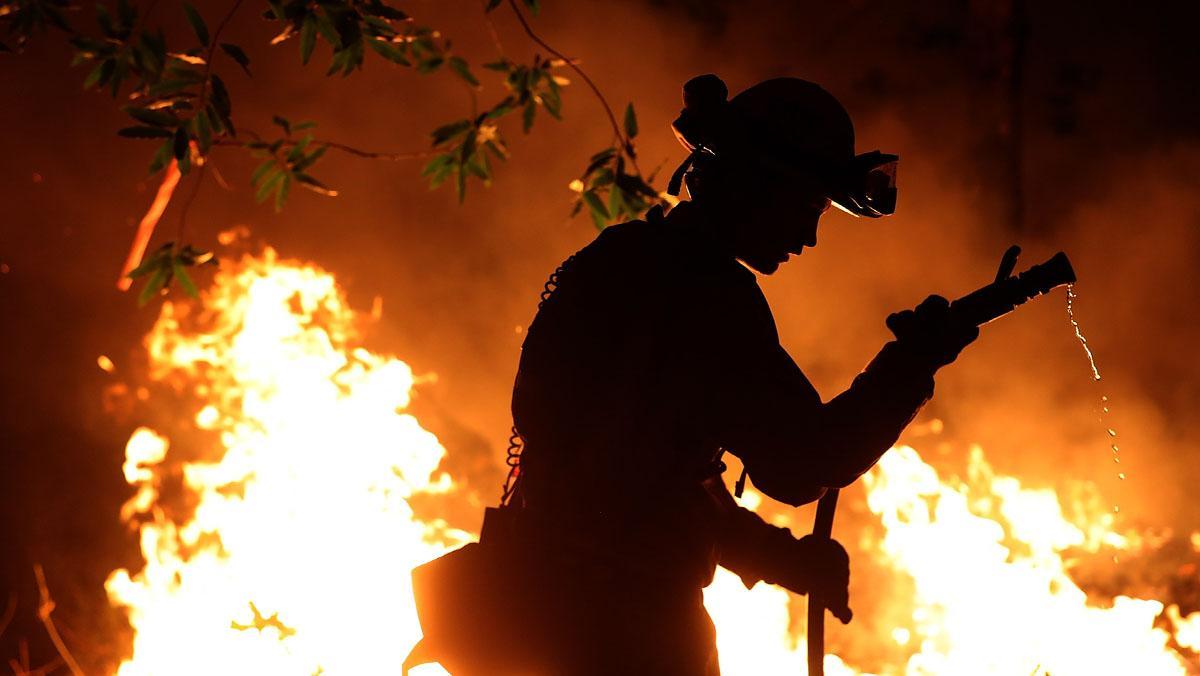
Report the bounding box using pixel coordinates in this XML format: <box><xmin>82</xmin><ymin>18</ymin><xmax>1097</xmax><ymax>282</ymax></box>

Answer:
<box><xmin>33</xmin><ymin>565</ymin><xmax>84</xmax><ymax>676</ymax></box>
<box><xmin>117</xmin><ymin>158</ymin><xmax>182</xmax><ymax>290</ymax></box>
<box><xmin>505</xmin><ymin>0</ymin><xmax>640</xmax><ymax>172</ymax></box>
<box><xmin>214</xmin><ymin>134</ymin><xmax>434</xmax><ymax>161</ymax></box>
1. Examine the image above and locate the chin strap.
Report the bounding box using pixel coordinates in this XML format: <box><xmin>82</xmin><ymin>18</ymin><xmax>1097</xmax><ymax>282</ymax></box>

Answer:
<box><xmin>666</xmin><ymin>146</ymin><xmax>717</xmax><ymax>197</ymax></box>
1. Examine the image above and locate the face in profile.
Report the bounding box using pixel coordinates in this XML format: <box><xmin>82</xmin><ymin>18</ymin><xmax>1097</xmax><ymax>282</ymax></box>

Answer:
<box><xmin>724</xmin><ymin>170</ymin><xmax>831</xmax><ymax>275</ymax></box>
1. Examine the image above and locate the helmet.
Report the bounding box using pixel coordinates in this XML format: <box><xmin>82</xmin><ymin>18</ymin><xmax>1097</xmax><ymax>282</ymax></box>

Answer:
<box><xmin>668</xmin><ymin>74</ymin><xmax>898</xmax><ymax>218</ymax></box>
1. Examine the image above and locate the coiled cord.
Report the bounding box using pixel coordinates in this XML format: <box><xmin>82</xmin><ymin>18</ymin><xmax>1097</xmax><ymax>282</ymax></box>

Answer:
<box><xmin>501</xmin><ymin>254</ymin><xmax>579</xmax><ymax>506</ymax></box>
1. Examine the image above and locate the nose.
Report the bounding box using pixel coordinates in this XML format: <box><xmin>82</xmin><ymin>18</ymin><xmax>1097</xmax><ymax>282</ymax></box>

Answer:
<box><xmin>791</xmin><ymin>217</ymin><xmax>819</xmax><ymax>252</ymax></box>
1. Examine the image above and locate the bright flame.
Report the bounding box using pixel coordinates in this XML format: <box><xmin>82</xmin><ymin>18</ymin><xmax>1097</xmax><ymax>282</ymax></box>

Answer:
<box><xmin>107</xmin><ymin>249</ymin><xmax>462</xmax><ymax>675</ymax></box>
<box><xmin>107</xmin><ymin>249</ymin><xmax>1197</xmax><ymax>675</ymax></box>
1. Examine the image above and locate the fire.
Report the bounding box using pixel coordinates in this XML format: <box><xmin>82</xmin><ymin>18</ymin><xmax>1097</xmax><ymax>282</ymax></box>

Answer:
<box><xmin>107</xmin><ymin>249</ymin><xmax>1199</xmax><ymax>675</ymax></box>
<box><xmin>107</xmin><ymin>249</ymin><xmax>462</xmax><ymax>674</ymax></box>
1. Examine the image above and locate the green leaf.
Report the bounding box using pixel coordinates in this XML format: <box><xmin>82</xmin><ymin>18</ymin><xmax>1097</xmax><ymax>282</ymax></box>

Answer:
<box><xmin>272</xmin><ymin>115</ymin><xmax>291</xmax><ymax>135</ymax></box>
<box><xmin>173</xmin><ymin>126</ymin><xmax>189</xmax><ymax>160</ymax></box>
<box><xmin>127</xmin><ymin>247</ymin><xmax>170</xmax><ymax>278</ymax></box>
<box><xmin>522</xmin><ymin>0</ymin><xmax>541</xmax><ymax>16</ymax></box>
<box><xmin>148</xmin><ymin>138</ymin><xmax>175</xmax><ymax>174</ymax></box>
<box><xmin>292</xmin><ymin>145</ymin><xmax>326</xmax><ymax>171</ymax></box>
<box><xmin>182</xmin><ymin>3</ymin><xmax>210</xmax><ymax>46</ymax></box>
<box><xmin>582</xmin><ymin>190</ymin><xmax>610</xmax><ymax>222</ymax></box>
<box><xmin>251</xmin><ymin>158</ymin><xmax>276</xmax><ymax>184</ymax></box>
<box><xmin>209</xmin><ymin>74</ymin><xmax>231</xmax><ymax>118</ymax></box>
<box><xmin>195</xmin><ymin>109</ymin><xmax>212</xmax><ymax>151</ymax></box>
<box><xmin>119</xmin><ymin>125</ymin><xmax>175</xmax><ymax>139</ymax></box>
<box><xmin>274</xmin><ymin>173</ymin><xmax>291</xmax><ymax>211</ymax></box>
<box><xmin>484</xmin><ymin>0</ymin><xmax>503</xmax><ymax>11</ymax></box>
<box><xmin>300</xmin><ymin>16</ymin><xmax>317</xmax><ymax>65</ymax></box>
<box><xmin>83</xmin><ymin>59</ymin><xmax>109</xmax><ymax>89</ymax></box>
<box><xmin>430</xmin><ymin>119</ymin><xmax>472</xmax><ymax>146</ymax></box>
<box><xmin>623</xmin><ymin>103</ymin><xmax>638</xmax><ymax>139</ymax></box>
<box><xmin>145</xmin><ymin>78</ymin><xmax>192</xmax><ymax>97</ymax></box>
<box><xmin>220</xmin><ymin>43</ymin><xmax>251</xmax><ymax>75</ymax></box>
<box><xmin>255</xmin><ymin>170</ymin><xmax>284</xmax><ymax>203</ymax></box>
<box><xmin>448</xmin><ymin>56</ymin><xmax>479</xmax><ymax>86</ymax></box>
<box><xmin>522</xmin><ymin>99</ymin><xmax>536</xmax><ymax>133</ymax></box>
<box><xmin>416</xmin><ymin>56</ymin><xmax>444</xmax><ymax>74</ymax></box>
<box><xmin>138</xmin><ymin>266</ymin><xmax>170</xmax><ymax>306</ymax></box>
<box><xmin>172</xmin><ymin>260</ymin><xmax>198</xmax><ymax>297</ymax></box>
<box><xmin>313</xmin><ymin>11</ymin><xmax>340</xmax><ymax>47</ymax></box>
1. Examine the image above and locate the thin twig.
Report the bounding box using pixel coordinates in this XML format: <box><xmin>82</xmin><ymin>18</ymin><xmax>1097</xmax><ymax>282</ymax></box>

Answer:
<box><xmin>213</xmin><ymin>134</ymin><xmax>433</xmax><ymax>161</ymax></box>
<box><xmin>504</xmin><ymin>0</ymin><xmax>640</xmax><ymax>173</ymax></box>
<box><xmin>32</xmin><ymin>565</ymin><xmax>84</xmax><ymax>676</ymax></box>
<box><xmin>176</xmin><ymin>159</ymin><xmax>209</xmax><ymax>246</ymax></box>
<box><xmin>481</xmin><ymin>0</ymin><xmax>506</xmax><ymax>57</ymax></box>
<box><xmin>0</xmin><ymin>593</ymin><xmax>16</xmax><ymax>642</ymax></box>
<box><xmin>175</xmin><ymin>0</ymin><xmax>248</xmax><ymax>251</ymax></box>
<box><xmin>117</xmin><ymin>159</ymin><xmax>182</xmax><ymax>290</ymax></box>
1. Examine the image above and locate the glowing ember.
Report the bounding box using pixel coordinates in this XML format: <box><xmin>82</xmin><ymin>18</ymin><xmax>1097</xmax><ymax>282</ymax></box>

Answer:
<box><xmin>107</xmin><ymin>250</ymin><xmax>1196</xmax><ymax>675</ymax></box>
<box><xmin>107</xmin><ymin>249</ymin><xmax>463</xmax><ymax>675</ymax></box>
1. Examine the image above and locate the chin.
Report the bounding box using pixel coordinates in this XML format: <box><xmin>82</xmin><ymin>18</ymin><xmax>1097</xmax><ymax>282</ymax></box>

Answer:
<box><xmin>744</xmin><ymin>258</ymin><xmax>781</xmax><ymax>275</ymax></box>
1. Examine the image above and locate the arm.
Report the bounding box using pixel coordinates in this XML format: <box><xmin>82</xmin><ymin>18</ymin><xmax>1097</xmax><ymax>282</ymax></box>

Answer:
<box><xmin>699</xmin><ymin>278</ymin><xmax>945</xmax><ymax>505</ymax></box>
<box><xmin>706</xmin><ymin>477</ymin><xmax>850</xmax><ymax>620</ymax></box>
<box><xmin>720</xmin><ymin>339</ymin><xmax>935</xmax><ymax>505</ymax></box>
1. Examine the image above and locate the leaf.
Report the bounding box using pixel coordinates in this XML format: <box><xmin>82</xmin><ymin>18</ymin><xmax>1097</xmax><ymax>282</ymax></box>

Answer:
<box><xmin>138</xmin><ymin>266</ymin><xmax>170</xmax><ymax>306</ymax></box>
<box><xmin>173</xmin><ymin>126</ymin><xmax>189</xmax><ymax>160</ymax></box>
<box><xmin>210</xmin><ymin>74</ymin><xmax>231</xmax><ymax>118</ymax></box>
<box><xmin>448</xmin><ymin>56</ymin><xmax>479</xmax><ymax>86</ymax></box>
<box><xmin>255</xmin><ymin>170</ymin><xmax>284</xmax><ymax>203</ymax></box>
<box><xmin>313</xmin><ymin>11</ymin><xmax>341</xmax><ymax>48</ymax></box>
<box><xmin>624</xmin><ymin>102</ymin><xmax>638</xmax><ymax>139</ymax></box>
<box><xmin>119</xmin><ymin>125</ymin><xmax>175</xmax><ymax>139</ymax></box>
<box><xmin>522</xmin><ymin>99</ymin><xmax>536</xmax><ymax>133</ymax></box>
<box><xmin>127</xmin><ymin>246</ymin><xmax>170</xmax><ymax>278</ymax></box>
<box><xmin>145</xmin><ymin>78</ymin><xmax>192</xmax><ymax>97</ymax></box>
<box><xmin>195</xmin><ymin>109</ymin><xmax>212</xmax><ymax>151</ymax></box>
<box><xmin>300</xmin><ymin>16</ymin><xmax>316</xmax><ymax>64</ymax></box>
<box><xmin>430</xmin><ymin>119</ymin><xmax>472</xmax><ymax>146</ymax></box>
<box><xmin>148</xmin><ymin>138</ymin><xmax>175</xmax><ymax>174</ymax></box>
<box><xmin>274</xmin><ymin>173</ymin><xmax>292</xmax><ymax>211</ymax></box>
<box><xmin>522</xmin><ymin>0</ymin><xmax>541</xmax><ymax>16</ymax></box>
<box><xmin>182</xmin><ymin>3</ymin><xmax>210</xmax><ymax>46</ymax></box>
<box><xmin>582</xmin><ymin>190</ymin><xmax>610</xmax><ymax>222</ymax></box>
<box><xmin>485</xmin><ymin>0</ymin><xmax>503</xmax><ymax>11</ymax></box>
<box><xmin>272</xmin><ymin>115</ymin><xmax>291</xmax><ymax>135</ymax></box>
<box><xmin>172</xmin><ymin>260</ymin><xmax>199</xmax><ymax>297</ymax></box>
<box><xmin>83</xmin><ymin>59</ymin><xmax>109</xmax><ymax>89</ymax></box>
<box><xmin>220</xmin><ymin>43</ymin><xmax>251</xmax><ymax>75</ymax></box>
<box><xmin>365</xmin><ymin>38</ymin><xmax>408</xmax><ymax>65</ymax></box>
<box><xmin>292</xmin><ymin>145</ymin><xmax>326</xmax><ymax>171</ymax></box>
<box><xmin>295</xmin><ymin>173</ymin><xmax>337</xmax><ymax>196</ymax></box>
<box><xmin>416</xmin><ymin>56</ymin><xmax>444</xmax><ymax>74</ymax></box>
<box><xmin>250</xmin><ymin>158</ymin><xmax>276</xmax><ymax>184</ymax></box>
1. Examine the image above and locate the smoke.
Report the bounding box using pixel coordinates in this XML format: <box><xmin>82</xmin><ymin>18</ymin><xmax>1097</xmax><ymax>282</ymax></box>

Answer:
<box><xmin>0</xmin><ymin>0</ymin><xmax>1198</xmax><ymax>669</ymax></box>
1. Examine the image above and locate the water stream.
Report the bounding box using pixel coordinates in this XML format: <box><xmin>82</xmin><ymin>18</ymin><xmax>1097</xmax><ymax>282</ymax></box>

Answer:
<box><xmin>1067</xmin><ymin>284</ymin><xmax>1124</xmax><ymax>559</ymax></box>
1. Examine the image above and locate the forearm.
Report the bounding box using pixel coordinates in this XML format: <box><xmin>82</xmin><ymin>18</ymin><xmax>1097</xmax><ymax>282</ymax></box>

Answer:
<box><xmin>739</xmin><ymin>341</ymin><xmax>935</xmax><ymax>502</ymax></box>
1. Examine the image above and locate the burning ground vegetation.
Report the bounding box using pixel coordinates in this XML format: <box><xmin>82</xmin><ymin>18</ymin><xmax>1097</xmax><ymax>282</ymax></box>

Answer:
<box><xmin>83</xmin><ymin>249</ymin><xmax>1200</xmax><ymax>675</ymax></box>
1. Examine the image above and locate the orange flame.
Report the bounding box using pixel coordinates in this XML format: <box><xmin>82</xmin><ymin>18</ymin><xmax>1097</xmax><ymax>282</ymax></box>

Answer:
<box><xmin>108</xmin><ymin>250</ymin><xmax>1198</xmax><ymax>675</ymax></box>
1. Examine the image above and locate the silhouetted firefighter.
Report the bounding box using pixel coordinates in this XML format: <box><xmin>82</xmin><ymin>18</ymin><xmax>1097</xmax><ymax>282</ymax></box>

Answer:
<box><xmin>407</xmin><ymin>74</ymin><xmax>980</xmax><ymax>675</ymax></box>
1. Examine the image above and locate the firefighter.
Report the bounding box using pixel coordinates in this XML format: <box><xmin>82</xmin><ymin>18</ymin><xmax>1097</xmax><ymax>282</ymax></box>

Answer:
<box><xmin>417</xmin><ymin>74</ymin><xmax>979</xmax><ymax>676</ymax></box>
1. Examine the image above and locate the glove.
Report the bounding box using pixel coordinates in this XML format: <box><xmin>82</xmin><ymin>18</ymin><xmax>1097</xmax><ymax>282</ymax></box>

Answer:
<box><xmin>771</xmin><ymin>535</ymin><xmax>852</xmax><ymax>625</ymax></box>
<box><xmin>886</xmin><ymin>294</ymin><xmax>979</xmax><ymax>370</ymax></box>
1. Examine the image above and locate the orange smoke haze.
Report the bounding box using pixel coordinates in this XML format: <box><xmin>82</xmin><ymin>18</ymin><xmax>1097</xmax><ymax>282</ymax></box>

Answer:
<box><xmin>1</xmin><ymin>0</ymin><xmax>1198</xmax><ymax>671</ymax></box>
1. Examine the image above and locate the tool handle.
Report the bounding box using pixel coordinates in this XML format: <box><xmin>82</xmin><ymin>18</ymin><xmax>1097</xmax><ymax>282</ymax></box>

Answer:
<box><xmin>806</xmin><ymin>488</ymin><xmax>840</xmax><ymax>676</ymax></box>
